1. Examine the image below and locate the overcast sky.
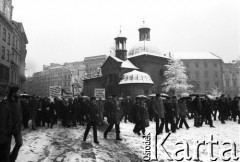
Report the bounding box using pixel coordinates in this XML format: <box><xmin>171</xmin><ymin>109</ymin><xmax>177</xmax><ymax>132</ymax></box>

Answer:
<box><xmin>12</xmin><ymin>0</ymin><xmax>239</xmax><ymax>76</ymax></box>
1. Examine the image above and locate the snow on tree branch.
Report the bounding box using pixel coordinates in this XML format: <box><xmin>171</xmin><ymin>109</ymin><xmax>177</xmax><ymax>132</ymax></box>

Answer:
<box><xmin>162</xmin><ymin>58</ymin><xmax>193</xmax><ymax>95</ymax></box>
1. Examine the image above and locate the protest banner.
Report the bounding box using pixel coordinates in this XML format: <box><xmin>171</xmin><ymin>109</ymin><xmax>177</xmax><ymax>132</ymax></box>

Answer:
<box><xmin>94</xmin><ymin>88</ymin><xmax>105</xmax><ymax>99</ymax></box>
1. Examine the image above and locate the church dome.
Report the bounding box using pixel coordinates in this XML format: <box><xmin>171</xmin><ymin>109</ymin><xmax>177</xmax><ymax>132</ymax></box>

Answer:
<box><xmin>119</xmin><ymin>70</ymin><xmax>154</xmax><ymax>84</ymax></box>
<box><xmin>128</xmin><ymin>41</ymin><xmax>161</xmax><ymax>56</ymax></box>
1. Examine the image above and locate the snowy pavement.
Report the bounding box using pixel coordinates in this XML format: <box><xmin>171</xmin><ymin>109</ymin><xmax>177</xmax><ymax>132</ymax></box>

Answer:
<box><xmin>13</xmin><ymin>119</ymin><xmax>240</xmax><ymax>162</ymax></box>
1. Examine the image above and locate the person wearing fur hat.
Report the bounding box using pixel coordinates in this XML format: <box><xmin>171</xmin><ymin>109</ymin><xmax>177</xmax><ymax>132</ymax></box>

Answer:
<box><xmin>7</xmin><ymin>86</ymin><xmax>23</xmax><ymax>162</ymax></box>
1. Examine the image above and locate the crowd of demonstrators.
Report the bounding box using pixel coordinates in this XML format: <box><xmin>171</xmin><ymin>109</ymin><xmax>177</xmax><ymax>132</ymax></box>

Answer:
<box><xmin>1</xmin><ymin>87</ymin><xmax>240</xmax><ymax>161</ymax></box>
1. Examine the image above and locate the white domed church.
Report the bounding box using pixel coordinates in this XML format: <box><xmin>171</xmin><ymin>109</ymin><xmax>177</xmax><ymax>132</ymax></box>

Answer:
<box><xmin>83</xmin><ymin>22</ymin><xmax>170</xmax><ymax>97</ymax></box>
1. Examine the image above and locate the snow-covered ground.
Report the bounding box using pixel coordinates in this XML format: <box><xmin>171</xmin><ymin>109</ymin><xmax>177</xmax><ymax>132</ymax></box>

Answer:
<box><xmin>12</xmin><ymin>119</ymin><xmax>240</xmax><ymax>162</ymax></box>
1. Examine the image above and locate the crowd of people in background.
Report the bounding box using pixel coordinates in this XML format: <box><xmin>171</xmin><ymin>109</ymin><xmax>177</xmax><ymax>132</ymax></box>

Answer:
<box><xmin>1</xmin><ymin>85</ymin><xmax>240</xmax><ymax>161</ymax></box>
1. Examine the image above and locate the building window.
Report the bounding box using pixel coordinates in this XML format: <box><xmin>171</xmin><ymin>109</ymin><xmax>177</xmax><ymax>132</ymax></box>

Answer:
<box><xmin>12</xmin><ymin>36</ymin><xmax>15</xmax><ymax>46</ymax></box>
<box><xmin>196</xmin><ymin>71</ymin><xmax>199</xmax><ymax>79</ymax></box>
<box><xmin>196</xmin><ymin>82</ymin><xmax>200</xmax><ymax>90</ymax></box>
<box><xmin>195</xmin><ymin>63</ymin><xmax>199</xmax><ymax>68</ymax></box>
<box><xmin>226</xmin><ymin>80</ymin><xmax>230</xmax><ymax>88</ymax></box>
<box><xmin>7</xmin><ymin>50</ymin><xmax>10</xmax><ymax>62</ymax></box>
<box><xmin>214</xmin><ymin>71</ymin><xmax>218</xmax><ymax>78</ymax></box>
<box><xmin>2</xmin><ymin>28</ymin><xmax>6</xmax><ymax>41</ymax></box>
<box><xmin>1</xmin><ymin>46</ymin><xmax>5</xmax><ymax>59</ymax></box>
<box><xmin>205</xmin><ymin>81</ymin><xmax>209</xmax><ymax>90</ymax></box>
<box><xmin>11</xmin><ymin>50</ymin><xmax>14</xmax><ymax>61</ymax></box>
<box><xmin>204</xmin><ymin>62</ymin><xmax>208</xmax><ymax>68</ymax></box>
<box><xmin>214</xmin><ymin>63</ymin><xmax>217</xmax><ymax>68</ymax></box>
<box><xmin>7</xmin><ymin>33</ymin><xmax>10</xmax><ymax>45</ymax></box>
<box><xmin>204</xmin><ymin>71</ymin><xmax>208</xmax><ymax>78</ymax></box>
<box><xmin>233</xmin><ymin>80</ymin><xmax>237</xmax><ymax>87</ymax></box>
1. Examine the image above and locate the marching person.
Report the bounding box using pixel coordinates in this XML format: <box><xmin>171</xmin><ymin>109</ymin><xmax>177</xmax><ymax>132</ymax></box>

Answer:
<box><xmin>138</xmin><ymin>97</ymin><xmax>149</xmax><ymax>136</ymax></box>
<box><xmin>104</xmin><ymin>95</ymin><xmax>122</xmax><ymax>141</ymax></box>
<box><xmin>0</xmin><ymin>95</ymin><xmax>12</xmax><ymax>162</ymax></box>
<box><xmin>153</xmin><ymin>94</ymin><xmax>165</xmax><ymax>135</ymax></box>
<box><xmin>192</xmin><ymin>95</ymin><xmax>201</xmax><ymax>127</ymax></box>
<box><xmin>7</xmin><ymin>86</ymin><xmax>23</xmax><ymax>162</ymax></box>
<box><xmin>178</xmin><ymin>99</ymin><xmax>190</xmax><ymax>129</ymax></box>
<box><xmin>164</xmin><ymin>97</ymin><xmax>176</xmax><ymax>133</ymax></box>
<box><xmin>97</xmin><ymin>98</ymin><xmax>105</xmax><ymax>126</ymax></box>
<box><xmin>218</xmin><ymin>95</ymin><xmax>227</xmax><ymax>124</ymax></box>
<box><xmin>172</xmin><ymin>96</ymin><xmax>180</xmax><ymax>129</ymax></box>
<box><xmin>83</xmin><ymin>97</ymin><xmax>99</xmax><ymax>144</ymax></box>
<box><xmin>132</xmin><ymin>97</ymin><xmax>141</xmax><ymax>135</ymax></box>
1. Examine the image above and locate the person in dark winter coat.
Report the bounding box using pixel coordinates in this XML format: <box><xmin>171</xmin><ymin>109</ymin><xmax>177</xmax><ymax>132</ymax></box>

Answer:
<box><xmin>121</xmin><ymin>96</ymin><xmax>132</xmax><ymax>123</ymax></box>
<box><xmin>21</xmin><ymin>98</ymin><xmax>30</xmax><ymax>129</ymax></box>
<box><xmin>203</xmin><ymin>97</ymin><xmax>215</xmax><ymax>127</ymax></box>
<box><xmin>164</xmin><ymin>97</ymin><xmax>176</xmax><ymax>133</ymax></box>
<box><xmin>7</xmin><ymin>86</ymin><xmax>23</xmax><ymax>162</ymax></box>
<box><xmin>192</xmin><ymin>95</ymin><xmax>201</xmax><ymax>127</ymax></box>
<box><xmin>218</xmin><ymin>95</ymin><xmax>227</xmax><ymax>124</ymax></box>
<box><xmin>48</xmin><ymin>98</ymin><xmax>57</xmax><ymax>128</ymax></box>
<box><xmin>0</xmin><ymin>97</ymin><xmax>12</xmax><ymax>162</ymax></box>
<box><xmin>152</xmin><ymin>94</ymin><xmax>165</xmax><ymax>135</ymax></box>
<box><xmin>178</xmin><ymin>99</ymin><xmax>190</xmax><ymax>129</ymax></box>
<box><xmin>213</xmin><ymin>97</ymin><xmax>219</xmax><ymax>121</ymax></box>
<box><xmin>132</xmin><ymin>97</ymin><xmax>141</xmax><ymax>135</ymax></box>
<box><xmin>104</xmin><ymin>95</ymin><xmax>122</xmax><ymax>141</ymax></box>
<box><xmin>97</xmin><ymin>98</ymin><xmax>105</xmax><ymax>126</ymax></box>
<box><xmin>232</xmin><ymin>97</ymin><xmax>239</xmax><ymax>122</ymax></box>
<box><xmin>172</xmin><ymin>96</ymin><xmax>180</xmax><ymax>128</ymax></box>
<box><xmin>83</xmin><ymin>97</ymin><xmax>99</xmax><ymax>144</ymax></box>
<box><xmin>72</xmin><ymin>98</ymin><xmax>79</xmax><ymax>127</ymax></box>
<box><xmin>138</xmin><ymin>98</ymin><xmax>149</xmax><ymax>135</ymax></box>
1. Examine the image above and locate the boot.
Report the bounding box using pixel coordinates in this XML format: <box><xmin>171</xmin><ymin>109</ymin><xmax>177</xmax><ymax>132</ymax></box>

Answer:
<box><xmin>116</xmin><ymin>133</ymin><xmax>122</xmax><ymax>141</ymax></box>
<box><xmin>104</xmin><ymin>131</ymin><xmax>107</xmax><ymax>139</ymax></box>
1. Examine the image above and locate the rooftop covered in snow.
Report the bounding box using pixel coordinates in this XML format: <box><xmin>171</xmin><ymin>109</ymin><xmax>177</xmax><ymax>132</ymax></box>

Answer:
<box><xmin>172</xmin><ymin>52</ymin><xmax>222</xmax><ymax>60</ymax></box>
<box><xmin>119</xmin><ymin>70</ymin><xmax>154</xmax><ymax>85</ymax></box>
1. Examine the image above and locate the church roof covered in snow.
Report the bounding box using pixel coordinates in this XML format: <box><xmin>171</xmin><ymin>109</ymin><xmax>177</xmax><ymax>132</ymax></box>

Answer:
<box><xmin>128</xmin><ymin>41</ymin><xmax>161</xmax><ymax>56</ymax></box>
<box><xmin>172</xmin><ymin>52</ymin><xmax>222</xmax><ymax>60</ymax></box>
<box><xmin>128</xmin><ymin>51</ymin><xmax>169</xmax><ymax>59</ymax></box>
<box><xmin>108</xmin><ymin>55</ymin><xmax>139</xmax><ymax>69</ymax></box>
<box><xmin>121</xmin><ymin>59</ymin><xmax>139</xmax><ymax>69</ymax></box>
<box><xmin>119</xmin><ymin>70</ymin><xmax>154</xmax><ymax>85</ymax></box>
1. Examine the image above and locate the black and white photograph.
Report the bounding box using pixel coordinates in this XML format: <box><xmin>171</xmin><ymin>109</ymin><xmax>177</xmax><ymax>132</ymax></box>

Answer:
<box><xmin>0</xmin><ymin>0</ymin><xmax>239</xmax><ymax>161</ymax></box>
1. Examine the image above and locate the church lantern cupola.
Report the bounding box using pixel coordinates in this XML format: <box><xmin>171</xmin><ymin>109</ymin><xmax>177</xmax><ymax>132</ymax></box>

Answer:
<box><xmin>138</xmin><ymin>21</ymin><xmax>150</xmax><ymax>41</ymax></box>
<box><xmin>115</xmin><ymin>27</ymin><xmax>127</xmax><ymax>61</ymax></box>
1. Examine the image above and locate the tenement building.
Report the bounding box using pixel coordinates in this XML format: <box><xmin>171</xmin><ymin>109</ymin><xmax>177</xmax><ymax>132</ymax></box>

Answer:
<box><xmin>223</xmin><ymin>63</ymin><xmax>240</xmax><ymax>97</ymax></box>
<box><xmin>0</xmin><ymin>0</ymin><xmax>28</xmax><ymax>96</ymax></box>
<box><xmin>83</xmin><ymin>55</ymin><xmax>107</xmax><ymax>78</ymax></box>
<box><xmin>173</xmin><ymin>52</ymin><xmax>224</xmax><ymax>94</ymax></box>
<box><xmin>24</xmin><ymin>62</ymin><xmax>85</xmax><ymax>97</ymax></box>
